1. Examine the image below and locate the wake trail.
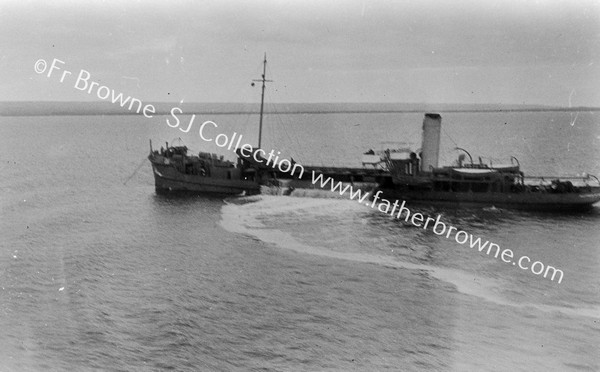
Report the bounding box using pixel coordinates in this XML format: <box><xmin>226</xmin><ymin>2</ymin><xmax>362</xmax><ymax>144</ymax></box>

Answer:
<box><xmin>220</xmin><ymin>195</ymin><xmax>600</xmax><ymax>319</ymax></box>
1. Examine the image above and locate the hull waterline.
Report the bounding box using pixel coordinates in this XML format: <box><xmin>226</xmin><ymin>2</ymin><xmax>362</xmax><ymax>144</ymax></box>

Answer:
<box><xmin>378</xmin><ymin>188</ymin><xmax>600</xmax><ymax>212</ymax></box>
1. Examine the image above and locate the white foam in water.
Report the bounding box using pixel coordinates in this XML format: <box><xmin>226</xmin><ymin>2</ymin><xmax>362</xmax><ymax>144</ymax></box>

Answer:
<box><xmin>221</xmin><ymin>196</ymin><xmax>504</xmax><ymax>297</ymax></box>
<box><xmin>220</xmin><ymin>195</ymin><xmax>600</xmax><ymax>319</ymax></box>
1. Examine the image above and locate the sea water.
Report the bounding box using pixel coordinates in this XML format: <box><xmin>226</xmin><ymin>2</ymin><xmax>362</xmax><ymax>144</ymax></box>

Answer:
<box><xmin>0</xmin><ymin>110</ymin><xmax>599</xmax><ymax>371</ymax></box>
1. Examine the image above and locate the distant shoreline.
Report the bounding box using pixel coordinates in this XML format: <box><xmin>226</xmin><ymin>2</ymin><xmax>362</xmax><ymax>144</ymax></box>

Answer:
<box><xmin>1</xmin><ymin>101</ymin><xmax>599</xmax><ymax>116</ymax></box>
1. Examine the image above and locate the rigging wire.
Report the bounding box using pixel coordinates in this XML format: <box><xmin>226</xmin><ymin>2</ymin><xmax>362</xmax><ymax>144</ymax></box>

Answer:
<box><xmin>267</xmin><ymin>101</ymin><xmax>305</xmax><ymax>163</ymax></box>
<box><xmin>442</xmin><ymin>126</ymin><xmax>459</xmax><ymax>148</ymax></box>
<box><xmin>440</xmin><ymin>125</ymin><xmax>462</xmax><ymax>163</ymax></box>
<box><xmin>263</xmin><ymin>61</ymin><xmax>307</xmax><ymax>164</ymax></box>
<box><xmin>266</xmin><ymin>59</ymin><xmax>325</xmax><ymax>166</ymax></box>
<box><xmin>123</xmin><ymin>157</ymin><xmax>148</xmax><ymax>185</ymax></box>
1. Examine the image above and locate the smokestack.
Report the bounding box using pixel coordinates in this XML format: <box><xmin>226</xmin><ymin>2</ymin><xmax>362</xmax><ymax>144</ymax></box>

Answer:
<box><xmin>420</xmin><ymin>113</ymin><xmax>441</xmax><ymax>172</ymax></box>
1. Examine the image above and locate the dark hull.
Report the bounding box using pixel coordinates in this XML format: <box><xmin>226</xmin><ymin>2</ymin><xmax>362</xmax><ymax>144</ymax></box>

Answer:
<box><xmin>150</xmin><ymin>162</ymin><xmax>260</xmax><ymax>196</ymax></box>
<box><xmin>379</xmin><ymin>188</ymin><xmax>600</xmax><ymax>212</ymax></box>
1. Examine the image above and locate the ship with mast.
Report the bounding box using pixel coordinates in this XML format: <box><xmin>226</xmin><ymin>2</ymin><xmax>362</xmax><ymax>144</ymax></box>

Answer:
<box><xmin>148</xmin><ymin>54</ymin><xmax>275</xmax><ymax>195</ymax></box>
<box><xmin>147</xmin><ymin>55</ymin><xmax>600</xmax><ymax>210</ymax></box>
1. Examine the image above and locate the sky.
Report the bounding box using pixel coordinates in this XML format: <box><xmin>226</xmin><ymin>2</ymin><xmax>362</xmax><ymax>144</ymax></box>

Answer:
<box><xmin>1</xmin><ymin>0</ymin><xmax>599</xmax><ymax>106</ymax></box>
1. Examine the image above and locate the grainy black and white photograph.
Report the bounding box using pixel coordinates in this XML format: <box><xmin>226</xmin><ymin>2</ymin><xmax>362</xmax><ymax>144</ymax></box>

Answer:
<box><xmin>1</xmin><ymin>0</ymin><xmax>599</xmax><ymax>371</ymax></box>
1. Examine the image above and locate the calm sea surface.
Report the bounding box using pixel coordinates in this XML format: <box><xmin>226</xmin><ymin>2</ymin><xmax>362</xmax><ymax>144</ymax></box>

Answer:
<box><xmin>0</xmin><ymin>110</ymin><xmax>599</xmax><ymax>371</ymax></box>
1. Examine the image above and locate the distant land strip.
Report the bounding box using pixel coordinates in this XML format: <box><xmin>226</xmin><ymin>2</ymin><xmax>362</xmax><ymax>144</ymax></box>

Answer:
<box><xmin>1</xmin><ymin>101</ymin><xmax>599</xmax><ymax>116</ymax></box>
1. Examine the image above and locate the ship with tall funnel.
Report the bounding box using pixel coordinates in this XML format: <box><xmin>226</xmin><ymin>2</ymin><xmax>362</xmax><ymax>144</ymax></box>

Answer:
<box><xmin>377</xmin><ymin>113</ymin><xmax>600</xmax><ymax>211</ymax></box>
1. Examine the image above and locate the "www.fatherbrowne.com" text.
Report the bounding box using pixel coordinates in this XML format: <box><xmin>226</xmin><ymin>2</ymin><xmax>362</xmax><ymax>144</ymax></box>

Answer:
<box><xmin>309</xmin><ymin>173</ymin><xmax>564</xmax><ymax>284</ymax></box>
<box><xmin>35</xmin><ymin>57</ymin><xmax>565</xmax><ymax>284</ymax></box>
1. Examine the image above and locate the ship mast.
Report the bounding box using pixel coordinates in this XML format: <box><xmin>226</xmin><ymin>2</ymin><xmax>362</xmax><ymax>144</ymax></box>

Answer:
<box><xmin>252</xmin><ymin>53</ymin><xmax>272</xmax><ymax>149</ymax></box>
